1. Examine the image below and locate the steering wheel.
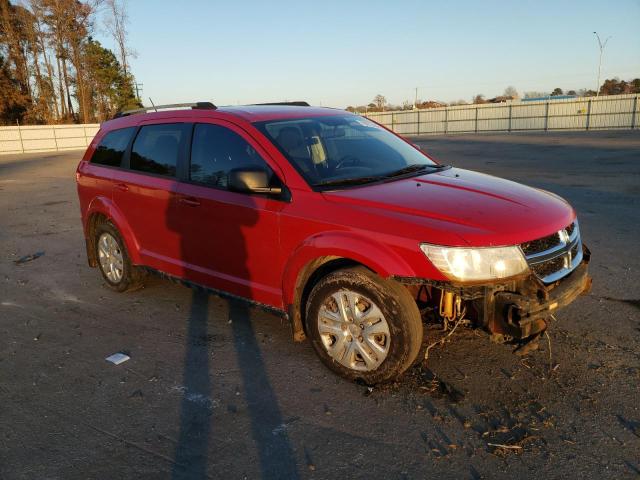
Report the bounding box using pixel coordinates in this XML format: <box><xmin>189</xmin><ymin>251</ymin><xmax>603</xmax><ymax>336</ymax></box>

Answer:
<box><xmin>335</xmin><ymin>155</ymin><xmax>361</xmax><ymax>170</ymax></box>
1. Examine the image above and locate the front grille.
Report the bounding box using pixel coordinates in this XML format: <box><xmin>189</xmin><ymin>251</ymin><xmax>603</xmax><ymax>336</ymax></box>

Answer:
<box><xmin>521</xmin><ymin>232</ymin><xmax>560</xmax><ymax>256</ymax></box>
<box><xmin>531</xmin><ymin>256</ymin><xmax>566</xmax><ymax>278</ymax></box>
<box><xmin>521</xmin><ymin>221</ymin><xmax>582</xmax><ymax>283</ymax></box>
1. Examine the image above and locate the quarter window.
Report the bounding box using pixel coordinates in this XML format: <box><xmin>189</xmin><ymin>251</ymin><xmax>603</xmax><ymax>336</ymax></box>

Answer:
<box><xmin>190</xmin><ymin>124</ymin><xmax>275</xmax><ymax>189</ymax></box>
<box><xmin>130</xmin><ymin>123</ymin><xmax>190</xmax><ymax>177</ymax></box>
<box><xmin>90</xmin><ymin>127</ymin><xmax>135</xmax><ymax>167</ymax></box>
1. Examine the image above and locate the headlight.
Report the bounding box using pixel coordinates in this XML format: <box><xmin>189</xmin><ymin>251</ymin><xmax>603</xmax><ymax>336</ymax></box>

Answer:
<box><xmin>420</xmin><ymin>244</ymin><xmax>529</xmax><ymax>282</ymax></box>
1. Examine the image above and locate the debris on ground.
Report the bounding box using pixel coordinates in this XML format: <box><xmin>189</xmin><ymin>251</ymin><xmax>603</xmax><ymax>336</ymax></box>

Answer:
<box><xmin>105</xmin><ymin>352</ymin><xmax>130</xmax><ymax>365</ymax></box>
<box><xmin>14</xmin><ymin>251</ymin><xmax>45</xmax><ymax>265</ymax></box>
<box><xmin>488</xmin><ymin>442</ymin><xmax>523</xmax><ymax>451</ymax></box>
<box><xmin>424</xmin><ymin>313</ymin><xmax>467</xmax><ymax>362</ymax></box>
<box><xmin>513</xmin><ymin>335</ymin><xmax>541</xmax><ymax>356</ymax></box>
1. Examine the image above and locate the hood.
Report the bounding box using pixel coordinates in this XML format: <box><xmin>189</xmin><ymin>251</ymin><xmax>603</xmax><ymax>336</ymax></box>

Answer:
<box><xmin>321</xmin><ymin>168</ymin><xmax>575</xmax><ymax>247</ymax></box>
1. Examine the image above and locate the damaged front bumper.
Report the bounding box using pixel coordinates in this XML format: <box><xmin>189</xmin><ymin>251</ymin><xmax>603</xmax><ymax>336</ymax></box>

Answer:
<box><xmin>488</xmin><ymin>249</ymin><xmax>592</xmax><ymax>339</ymax></box>
<box><xmin>395</xmin><ymin>245</ymin><xmax>592</xmax><ymax>340</ymax></box>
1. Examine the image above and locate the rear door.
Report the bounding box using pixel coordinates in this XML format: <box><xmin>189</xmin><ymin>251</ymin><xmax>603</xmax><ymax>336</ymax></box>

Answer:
<box><xmin>172</xmin><ymin>121</ymin><xmax>286</xmax><ymax>307</ymax></box>
<box><xmin>77</xmin><ymin>126</ymin><xmax>136</xmax><ymax>223</ymax></box>
<box><xmin>110</xmin><ymin>121</ymin><xmax>191</xmax><ymax>275</ymax></box>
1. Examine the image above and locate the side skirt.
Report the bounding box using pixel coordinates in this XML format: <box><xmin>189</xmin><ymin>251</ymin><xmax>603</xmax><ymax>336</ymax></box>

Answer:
<box><xmin>138</xmin><ymin>266</ymin><xmax>289</xmax><ymax>320</ymax></box>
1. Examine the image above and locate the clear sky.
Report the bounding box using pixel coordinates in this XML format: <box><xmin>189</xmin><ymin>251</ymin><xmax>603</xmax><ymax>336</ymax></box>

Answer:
<box><xmin>94</xmin><ymin>0</ymin><xmax>640</xmax><ymax>108</ymax></box>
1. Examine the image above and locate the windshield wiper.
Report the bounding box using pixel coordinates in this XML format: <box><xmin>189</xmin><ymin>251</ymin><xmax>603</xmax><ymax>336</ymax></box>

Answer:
<box><xmin>315</xmin><ymin>164</ymin><xmax>450</xmax><ymax>188</ymax></box>
<box><xmin>315</xmin><ymin>176</ymin><xmax>382</xmax><ymax>187</ymax></box>
<box><xmin>384</xmin><ymin>163</ymin><xmax>449</xmax><ymax>178</ymax></box>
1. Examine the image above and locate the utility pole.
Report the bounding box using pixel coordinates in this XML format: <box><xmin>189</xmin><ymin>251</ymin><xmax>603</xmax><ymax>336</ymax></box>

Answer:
<box><xmin>134</xmin><ymin>82</ymin><xmax>143</xmax><ymax>101</ymax></box>
<box><xmin>414</xmin><ymin>87</ymin><xmax>418</xmax><ymax>109</ymax></box>
<box><xmin>593</xmin><ymin>32</ymin><xmax>611</xmax><ymax>96</ymax></box>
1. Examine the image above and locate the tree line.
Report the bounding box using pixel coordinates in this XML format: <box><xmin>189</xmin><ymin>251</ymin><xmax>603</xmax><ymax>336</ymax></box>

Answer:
<box><xmin>349</xmin><ymin>78</ymin><xmax>640</xmax><ymax>113</ymax></box>
<box><xmin>0</xmin><ymin>0</ymin><xmax>138</xmax><ymax>126</ymax></box>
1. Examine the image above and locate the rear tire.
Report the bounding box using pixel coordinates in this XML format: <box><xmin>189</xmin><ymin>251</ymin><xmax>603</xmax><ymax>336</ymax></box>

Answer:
<box><xmin>94</xmin><ymin>222</ymin><xmax>144</xmax><ymax>293</ymax></box>
<box><xmin>305</xmin><ymin>266</ymin><xmax>422</xmax><ymax>384</ymax></box>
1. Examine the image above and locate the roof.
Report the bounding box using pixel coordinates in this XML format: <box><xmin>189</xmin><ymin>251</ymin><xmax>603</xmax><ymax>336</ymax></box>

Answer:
<box><xmin>216</xmin><ymin>105</ymin><xmax>344</xmax><ymax>122</ymax></box>
<box><xmin>103</xmin><ymin>104</ymin><xmax>346</xmax><ymax>130</ymax></box>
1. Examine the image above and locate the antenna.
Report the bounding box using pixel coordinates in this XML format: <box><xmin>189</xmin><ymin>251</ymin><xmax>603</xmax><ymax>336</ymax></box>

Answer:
<box><xmin>149</xmin><ymin>97</ymin><xmax>158</xmax><ymax>112</ymax></box>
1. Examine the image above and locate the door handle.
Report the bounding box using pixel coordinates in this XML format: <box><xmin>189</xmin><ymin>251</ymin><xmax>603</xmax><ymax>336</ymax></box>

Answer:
<box><xmin>115</xmin><ymin>183</ymin><xmax>129</xmax><ymax>192</ymax></box>
<box><xmin>178</xmin><ymin>196</ymin><xmax>201</xmax><ymax>207</ymax></box>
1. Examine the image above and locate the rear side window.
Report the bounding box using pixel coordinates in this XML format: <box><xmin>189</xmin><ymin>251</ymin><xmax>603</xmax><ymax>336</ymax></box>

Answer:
<box><xmin>190</xmin><ymin>123</ymin><xmax>274</xmax><ymax>189</ymax></box>
<box><xmin>90</xmin><ymin>127</ymin><xmax>135</xmax><ymax>167</ymax></box>
<box><xmin>130</xmin><ymin>123</ymin><xmax>190</xmax><ymax>177</ymax></box>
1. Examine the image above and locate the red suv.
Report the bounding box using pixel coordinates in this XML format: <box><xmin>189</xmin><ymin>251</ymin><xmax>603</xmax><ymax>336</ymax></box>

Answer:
<box><xmin>76</xmin><ymin>102</ymin><xmax>591</xmax><ymax>383</ymax></box>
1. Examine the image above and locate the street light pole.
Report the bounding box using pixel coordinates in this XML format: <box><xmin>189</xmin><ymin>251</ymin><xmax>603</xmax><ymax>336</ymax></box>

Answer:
<box><xmin>593</xmin><ymin>32</ymin><xmax>611</xmax><ymax>96</ymax></box>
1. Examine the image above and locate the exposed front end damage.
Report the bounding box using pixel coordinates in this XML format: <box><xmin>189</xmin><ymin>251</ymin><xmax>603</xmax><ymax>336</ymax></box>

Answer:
<box><xmin>395</xmin><ymin>245</ymin><xmax>592</xmax><ymax>342</ymax></box>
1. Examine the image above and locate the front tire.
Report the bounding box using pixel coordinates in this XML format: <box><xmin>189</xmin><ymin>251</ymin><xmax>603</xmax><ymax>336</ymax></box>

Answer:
<box><xmin>305</xmin><ymin>266</ymin><xmax>423</xmax><ymax>384</ymax></box>
<box><xmin>95</xmin><ymin>222</ymin><xmax>144</xmax><ymax>292</ymax></box>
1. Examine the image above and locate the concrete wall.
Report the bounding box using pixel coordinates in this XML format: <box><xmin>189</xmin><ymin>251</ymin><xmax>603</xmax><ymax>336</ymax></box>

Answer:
<box><xmin>0</xmin><ymin>124</ymin><xmax>100</xmax><ymax>155</ymax></box>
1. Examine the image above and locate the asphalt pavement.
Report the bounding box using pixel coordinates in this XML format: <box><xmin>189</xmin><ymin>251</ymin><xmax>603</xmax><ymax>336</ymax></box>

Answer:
<box><xmin>1</xmin><ymin>130</ymin><xmax>639</xmax><ymax>479</ymax></box>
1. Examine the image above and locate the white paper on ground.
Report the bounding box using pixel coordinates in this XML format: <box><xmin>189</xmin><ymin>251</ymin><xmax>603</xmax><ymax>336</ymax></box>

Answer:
<box><xmin>105</xmin><ymin>353</ymin><xmax>130</xmax><ymax>365</ymax></box>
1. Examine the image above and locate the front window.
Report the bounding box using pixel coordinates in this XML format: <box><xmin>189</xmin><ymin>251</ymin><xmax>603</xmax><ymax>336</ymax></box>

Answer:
<box><xmin>255</xmin><ymin>115</ymin><xmax>440</xmax><ymax>188</ymax></box>
<box><xmin>190</xmin><ymin>123</ymin><xmax>276</xmax><ymax>190</ymax></box>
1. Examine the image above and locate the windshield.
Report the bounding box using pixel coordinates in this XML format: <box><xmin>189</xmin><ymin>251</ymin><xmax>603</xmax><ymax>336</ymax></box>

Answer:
<box><xmin>254</xmin><ymin>115</ymin><xmax>439</xmax><ymax>188</ymax></box>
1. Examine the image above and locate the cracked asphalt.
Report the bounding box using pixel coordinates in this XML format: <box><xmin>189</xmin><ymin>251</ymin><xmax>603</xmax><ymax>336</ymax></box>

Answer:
<box><xmin>1</xmin><ymin>130</ymin><xmax>639</xmax><ymax>479</ymax></box>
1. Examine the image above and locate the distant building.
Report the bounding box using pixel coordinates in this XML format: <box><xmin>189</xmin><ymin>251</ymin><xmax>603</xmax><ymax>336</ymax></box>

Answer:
<box><xmin>521</xmin><ymin>95</ymin><xmax>578</xmax><ymax>102</ymax></box>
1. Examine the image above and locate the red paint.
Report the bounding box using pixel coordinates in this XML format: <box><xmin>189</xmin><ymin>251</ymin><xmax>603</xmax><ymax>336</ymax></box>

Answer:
<box><xmin>77</xmin><ymin>106</ymin><xmax>576</xmax><ymax>311</ymax></box>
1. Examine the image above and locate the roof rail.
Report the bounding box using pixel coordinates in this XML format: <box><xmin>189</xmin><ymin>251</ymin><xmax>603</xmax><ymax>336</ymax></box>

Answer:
<box><xmin>113</xmin><ymin>102</ymin><xmax>217</xmax><ymax>119</ymax></box>
<box><xmin>252</xmin><ymin>101</ymin><xmax>310</xmax><ymax>107</ymax></box>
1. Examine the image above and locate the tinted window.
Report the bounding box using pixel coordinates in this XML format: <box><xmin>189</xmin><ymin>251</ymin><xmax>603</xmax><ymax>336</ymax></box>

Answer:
<box><xmin>130</xmin><ymin>123</ymin><xmax>190</xmax><ymax>177</ymax></box>
<box><xmin>190</xmin><ymin>124</ymin><xmax>274</xmax><ymax>189</ymax></box>
<box><xmin>90</xmin><ymin>127</ymin><xmax>135</xmax><ymax>167</ymax></box>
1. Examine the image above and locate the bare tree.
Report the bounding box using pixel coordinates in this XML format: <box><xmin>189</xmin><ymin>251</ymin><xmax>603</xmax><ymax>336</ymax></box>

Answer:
<box><xmin>373</xmin><ymin>94</ymin><xmax>386</xmax><ymax>110</ymax></box>
<box><xmin>67</xmin><ymin>0</ymin><xmax>98</xmax><ymax>123</ymax></box>
<box><xmin>29</xmin><ymin>0</ymin><xmax>60</xmax><ymax>119</ymax></box>
<box><xmin>42</xmin><ymin>0</ymin><xmax>75</xmax><ymax>119</ymax></box>
<box><xmin>503</xmin><ymin>86</ymin><xmax>518</xmax><ymax>99</ymax></box>
<box><xmin>104</xmin><ymin>0</ymin><xmax>133</xmax><ymax>78</ymax></box>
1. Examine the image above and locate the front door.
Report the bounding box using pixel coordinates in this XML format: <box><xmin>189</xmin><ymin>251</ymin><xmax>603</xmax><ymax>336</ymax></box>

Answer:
<box><xmin>171</xmin><ymin>121</ymin><xmax>286</xmax><ymax>307</ymax></box>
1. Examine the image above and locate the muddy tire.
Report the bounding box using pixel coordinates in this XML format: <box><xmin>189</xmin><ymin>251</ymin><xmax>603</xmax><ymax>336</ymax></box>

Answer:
<box><xmin>94</xmin><ymin>222</ymin><xmax>144</xmax><ymax>293</ymax></box>
<box><xmin>305</xmin><ymin>266</ymin><xmax>423</xmax><ymax>384</ymax></box>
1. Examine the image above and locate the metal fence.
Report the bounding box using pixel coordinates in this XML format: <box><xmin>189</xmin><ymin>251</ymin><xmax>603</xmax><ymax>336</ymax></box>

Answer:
<box><xmin>365</xmin><ymin>93</ymin><xmax>640</xmax><ymax>135</ymax></box>
<box><xmin>0</xmin><ymin>123</ymin><xmax>100</xmax><ymax>155</ymax></box>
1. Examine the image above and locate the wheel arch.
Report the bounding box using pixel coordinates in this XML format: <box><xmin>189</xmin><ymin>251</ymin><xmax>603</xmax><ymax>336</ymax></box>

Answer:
<box><xmin>84</xmin><ymin>196</ymin><xmax>142</xmax><ymax>267</ymax></box>
<box><xmin>283</xmin><ymin>232</ymin><xmax>419</xmax><ymax>342</ymax></box>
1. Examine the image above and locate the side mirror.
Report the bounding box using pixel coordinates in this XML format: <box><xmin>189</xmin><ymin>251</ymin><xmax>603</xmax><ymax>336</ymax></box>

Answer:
<box><xmin>228</xmin><ymin>167</ymin><xmax>282</xmax><ymax>195</ymax></box>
